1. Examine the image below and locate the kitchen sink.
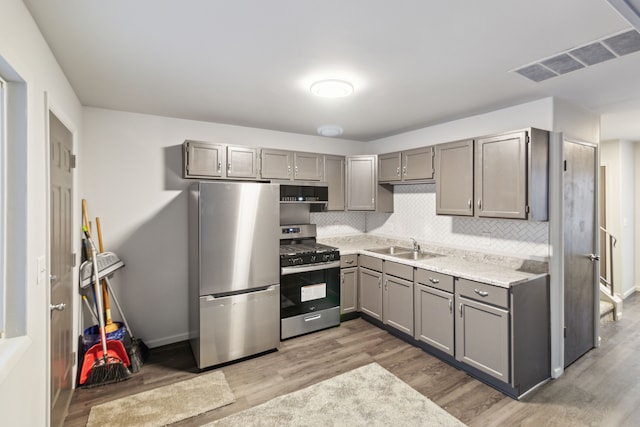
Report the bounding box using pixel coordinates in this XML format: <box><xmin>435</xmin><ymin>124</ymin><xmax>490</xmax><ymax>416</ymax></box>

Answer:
<box><xmin>392</xmin><ymin>251</ymin><xmax>440</xmax><ymax>261</ymax></box>
<box><xmin>365</xmin><ymin>246</ymin><xmax>412</xmax><ymax>255</ymax></box>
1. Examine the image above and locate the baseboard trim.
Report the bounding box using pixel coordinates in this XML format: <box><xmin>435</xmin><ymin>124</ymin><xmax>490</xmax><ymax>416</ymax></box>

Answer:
<box><xmin>145</xmin><ymin>332</ymin><xmax>191</xmax><ymax>349</ymax></box>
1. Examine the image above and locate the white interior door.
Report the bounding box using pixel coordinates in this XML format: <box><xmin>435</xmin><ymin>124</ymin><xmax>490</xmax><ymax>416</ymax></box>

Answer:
<box><xmin>49</xmin><ymin>111</ymin><xmax>74</xmax><ymax>427</ymax></box>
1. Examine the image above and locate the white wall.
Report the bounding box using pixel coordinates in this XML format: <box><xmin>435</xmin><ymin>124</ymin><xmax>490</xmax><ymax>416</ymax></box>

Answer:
<box><xmin>600</xmin><ymin>139</ymin><xmax>636</xmax><ymax>297</ymax></box>
<box><xmin>81</xmin><ymin>108</ymin><xmax>366</xmax><ymax>348</ymax></box>
<box><xmin>0</xmin><ymin>1</ymin><xmax>83</xmax><ymax>425</ymax></box>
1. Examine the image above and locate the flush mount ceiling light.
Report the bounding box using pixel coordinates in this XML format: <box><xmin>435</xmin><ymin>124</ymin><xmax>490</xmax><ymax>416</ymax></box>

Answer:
<box><xmin>317</xmin><ymin>125</ymin><xmax>344</xmax><ymax>137</ymax></box>
<box><xmin>310</xmin><ymin>79</ymin><xmax>354</xmax><ymax>98</ymax></box>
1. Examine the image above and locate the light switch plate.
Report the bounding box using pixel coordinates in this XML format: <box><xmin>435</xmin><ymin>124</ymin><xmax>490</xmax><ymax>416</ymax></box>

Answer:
<box><xmin>37</xmin><ymin>255</ymin><xmax>46</xmax><ymax>285</ymax></box>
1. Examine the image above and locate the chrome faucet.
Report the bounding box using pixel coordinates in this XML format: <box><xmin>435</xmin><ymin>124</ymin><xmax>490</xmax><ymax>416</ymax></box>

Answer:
<box><xmin>410</xmin><ymin>238</ymin><xmax>420</xmax><ymax>252</ymax></box>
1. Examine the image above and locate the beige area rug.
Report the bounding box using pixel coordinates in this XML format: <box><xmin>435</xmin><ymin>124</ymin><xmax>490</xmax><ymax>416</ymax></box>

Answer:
<box><xmin>206</xmin><ymin>363</ymin><xmax>467</xmax><ymax>427</ymax></box>
<box><xmin>87</xmin><ymin>371</ymin><xmax>235</xmax><ymax>427</ymax></box>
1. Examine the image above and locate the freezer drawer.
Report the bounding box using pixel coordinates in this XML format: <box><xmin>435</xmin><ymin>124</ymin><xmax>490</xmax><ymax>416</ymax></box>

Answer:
<box><xmin>193</xmin><ymin>285</ymin><xmax>280</xmax><ymax>369</ymax></box>
<box><xmin>281</xmin><ymin>306</ymin><xmax>340</xmax><ymax>340</ymax></box>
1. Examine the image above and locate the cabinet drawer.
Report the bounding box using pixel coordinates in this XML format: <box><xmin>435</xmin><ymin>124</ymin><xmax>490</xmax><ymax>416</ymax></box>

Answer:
<box><xmin>340</xmin><ymin>254</ymin><xmax>358</xmax><ymax>268</ymax></box>
<box><xmin>359</xmin><ymin>255</ymin><xmax>383</xmax><ymax>272</ymax></box>
<box><xmin>384</xmin><ymin>261</ymin><xmax>413</xmax><ymax>281</ymax></box>
<box><xmin>456</xmin><ymin>278</ymin><xmax>508</xmax><ymax>308</ymax></box>
<box><xmin>415</xmin><ymin>269</ymin><xmax>454</xmax><ymax>293</ymax></box>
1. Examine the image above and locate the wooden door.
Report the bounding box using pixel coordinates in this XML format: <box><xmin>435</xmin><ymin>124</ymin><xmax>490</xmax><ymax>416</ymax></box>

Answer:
<box><xmin>49</xmin><ymin>111</ymin><xmax>74</xmax><ymax>427</ymax></box>
<box><xmin>383</xmin><ymin>275</ymin><xmax>414</xmax><ymax>335</ymax></box>
<box><xmin>564</xmin><ymin>140</ymin><xmax>598</xmax><ymax>367</ymax></box>
<box><xmin>340</xmin><ymin>267</ymin><xmax>358</xmax><ymax>315</ymax></box>
<box><xmin>435</xmin><ymin>139</ymin><xmax>474</xmax><ymax>216</ymax></box>
<box><xmin>414</xmin><ymin>284</ymin><xmax>454</xmax><ymax>355</ymax></box>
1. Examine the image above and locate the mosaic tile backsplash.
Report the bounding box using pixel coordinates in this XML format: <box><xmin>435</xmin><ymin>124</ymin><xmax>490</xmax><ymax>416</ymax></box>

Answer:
<box><xmin>311</xmin><ymin>183</ymin><xmax>549</xmax><ymax>260</ymax></box>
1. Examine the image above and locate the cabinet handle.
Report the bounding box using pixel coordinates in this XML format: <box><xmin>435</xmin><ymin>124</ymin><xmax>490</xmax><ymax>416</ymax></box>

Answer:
<box><xmin>459</xmin><ymin>303</ymin><xmax>463</xmax><ymax>317</ymax></box>
<box><xmin>295</xmin><ymin>165</ymin><xmax>298</xmax><ymax>177</ymax></box>
<box><xmin>341</xmin><ymin>273</ymin><xmax>344</xmax><ymax>283</ymax></box>
<box><xmin>345</xmin><ymin>260</ymin><xmax>354</xmax><ymax>265</ymax></box>
<box><xmin>474</xmin><ymin>289</ymin><xmax>489</xmax><ymax>297</ymax></box>
<box><xmin>396</xmin><ymin>167</ymin><xmax>400</xmax><ymax>177</ymax></box>
<box><xmin>227</xmin><ymin>162</ymin><xmax>231</xmax><ymax>173</ymax></box>
<box><xmin>287</xmin><ymin>165</ymin><xmax>291</xmax><ymax>176</ymax></box>
<box><xmin>378</xmin><ymin>278</ymin><xmax>381</xmax><ymax>288</ymax></box>
<box><xmin>468</xmin><ymin>199</ymin><xmax>472</xmax><ymax>210</ymax></box>
<box><xmin>403</xmin><ymin>165</ymin><xmax>407</xmax><ymax>176</ymax></box>
<box><xmin>477</xmin><ymin>199</ymin><xmax>482</xmax><ymax>210</ymax></box>
<box><xmin>217</xmin><ymin>161</ymin><xmax>222</xmax><ymax>173</ymax></box>
<box><xmin>449</xmin><ymin>299</ymin><xmax>453</xmax><ymax>314</ymax></box>
<box><xmin>428</xmin><ymin>277</ymin><xmax>439</xmax><ymax>284</ymax></box>
<box><xmin>384</xmin><ymin>280</ymin><xmax>388</xmax><ymax>291</ymax></box>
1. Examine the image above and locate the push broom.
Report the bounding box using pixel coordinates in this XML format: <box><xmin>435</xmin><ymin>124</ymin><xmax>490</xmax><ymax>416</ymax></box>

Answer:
<box><xmin>78</xmin><ymin>227</ymin><xmax>131</xmax><ymax>387</ymax></box>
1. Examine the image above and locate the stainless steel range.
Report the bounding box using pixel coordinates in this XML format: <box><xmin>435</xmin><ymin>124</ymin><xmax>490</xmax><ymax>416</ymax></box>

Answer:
<box><xmin>279</xmin><ymin>224</ymin><xmax>340</xmax><ymax>339</ymax></box>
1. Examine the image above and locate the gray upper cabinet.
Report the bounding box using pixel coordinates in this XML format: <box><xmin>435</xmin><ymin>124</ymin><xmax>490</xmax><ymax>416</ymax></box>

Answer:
<box><xmin>293</xmin><ymin>151</ymin><xmax>323</xmax><ymax>181</ymax></box>
<box><xmin>475</xmin><ymin>128</ymin><xmax>548</xmax><ymax>220</ymax></box>
<box><xmin>260</xmin><ymin>148</ymin><xmax>292</xmax><ymax>180</ymax></box>
<box><xmin>436</xmin><ymin>128</ymin><xmax>548</xmax><ymax>220</ymax></box>
<box><xmin>226</xmin><ymin>145</ymin><xmax>258</xmax><ymax>179</ymax></box>
<box><xmin>324</xmin><ymin>155</ymin><xmax>345</xmax><ymax>211</ymax></box>
<box><xmin>435</xmin><ymin>139</ymin><xmax>474</xmax><ymax>216</ymax></box>
<box><xmin>379</xmin><ymin>147</ymin><xmax>434</xmax><ymax>184</ymax></box>
<box><xmin>260</xmin><ymin>149</ymin><xmax>323</xmax><ymax>181</ymax></box>
<box><xmin>346</xmin><ymin>155</ymin><xmax>393</xmax><ymax>212</ymax></box>
<box><xmin>378</xmin><ymin>152</ymin><xmax>402</xmax><ymax>182</ymax></box>
<box><xmin>183</xmin><ymin>140</ymin><xmax>257</xmax><ymax>179</ymax></box>
<box><xmin>184</xmin><ymin>140</ymin><xmax>224</xmax><ymax>178</ymax></box>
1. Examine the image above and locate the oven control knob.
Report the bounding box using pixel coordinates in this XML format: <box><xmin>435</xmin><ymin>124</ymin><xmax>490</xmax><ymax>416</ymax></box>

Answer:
<box><xmin>311</xmin><ymin>255</ymin><xmax>317</xmax><ymax>263</ymax></box>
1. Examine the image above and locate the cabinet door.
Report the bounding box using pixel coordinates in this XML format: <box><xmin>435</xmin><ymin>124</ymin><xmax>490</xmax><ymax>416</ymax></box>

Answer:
<box><xmin>261</xmin><ymin>148</ymin><xmax>292</xmax><ymax>180</ymax></box>
<box><xmin>324</xmin><ymin>155</ymin><xmax>345</xmax><ymax>211</ymax></box>
<box><xmin>383</xmin><ymin>275</ymin><xmax>414</xmax><ymax>335</ymax></box>
<box><xmin>294</xmin><ymin>152</ymin><xmax>322</xmax><ymax>181</ymax></box>
<box><xmin>378</xmin><ymin>152</ymin><xmax>402</xmax><ymax>182</ymax></box>
<box><xmin>414</xmin><ymin>284</ymin><xmax>454</xmax><ymax>355</ymax></box>
<box><xmin>475</xmin><ymin>131</ymin><xmax>527</xmax><ymax>219</ymax></box>
<box><xmin>403</xmin><ymin>146</ymin><xmax>434</xmax><ymax>181</ymax></box>
<box><xmin>184</xmin><ymin>141</ymin><xmax>224</xmax><ymax>178</ymax></box>
<box><xmin>455</xmin><ymin>295</ymin><xmax>509</xmax><ymax>382</ymax></box>
<box><xmin>435</xmin><ymin>139</ymin><xmax>474</xmax><ymax>216</ymax></box>
<box><xmin>227</xmin><ymin>146</ymin><xmax>258</xmax><ymax>179</ymax></box>
<box><xmin>346</xmin><ymin>155</ymin><xmax>376</xmax><ymax>211</ymax></box>
<box><xmin>358</xmin><ymin>267</ymin><xmax>382</xmax><ymax>320</ymax></box>
<box><xmin>340</xmin><ymin>267</ymin><xmax>358</xmax><ymax>315</ymax></box>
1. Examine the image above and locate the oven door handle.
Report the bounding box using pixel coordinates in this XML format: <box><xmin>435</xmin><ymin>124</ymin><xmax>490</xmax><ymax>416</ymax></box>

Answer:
<box><xmin>281</xmin><ymin>260</ymin><xmax>341</xmax><ymax>275</ymax></box>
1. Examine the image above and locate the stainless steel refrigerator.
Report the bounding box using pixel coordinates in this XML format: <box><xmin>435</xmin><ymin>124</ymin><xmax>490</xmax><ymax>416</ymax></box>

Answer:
<box><xmin>189</xmin><ymin>181</ymin><xmax>280</xmax><ymax>369</ymax></box>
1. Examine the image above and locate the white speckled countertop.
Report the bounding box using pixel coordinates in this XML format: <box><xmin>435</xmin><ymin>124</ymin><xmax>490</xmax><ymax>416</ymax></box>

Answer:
<box><xmin>319</xmin><ymin>234</ymin><xmax>548</xmax><ymax>288</ymax></box>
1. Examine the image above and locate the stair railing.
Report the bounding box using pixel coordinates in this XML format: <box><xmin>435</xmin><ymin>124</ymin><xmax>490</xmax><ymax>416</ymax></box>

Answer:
<box><xmin>599</xmin><ymin>226</ymin><xmax>617</xmax><ymax>297</ymax></box>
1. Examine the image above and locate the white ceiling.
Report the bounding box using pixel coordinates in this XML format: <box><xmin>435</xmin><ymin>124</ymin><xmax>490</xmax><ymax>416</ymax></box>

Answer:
<box><xmin>22</xmin><ymin>0</ymin><xmax>640</xmax><ymax>141</ymax></box>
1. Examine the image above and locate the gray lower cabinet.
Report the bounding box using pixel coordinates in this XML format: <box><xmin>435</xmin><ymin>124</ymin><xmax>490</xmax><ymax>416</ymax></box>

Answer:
<box><xmin>414</xmin><ymin>282</ymin><xmax>454</xmax><ymax>356</ymax></box>
<box><xmin>324</xmin><ymin>155</ymin><xmax>345</xmax><ymax>211</ymax></box>
<box><xmin>455</xmin><ymin>291</ymin><xmax>510</xmax><ymax>382</ymax></box>
<box><xmin>383</xmin><ymin>260</ymin><xmax>414</xmax><ymax>335</ymax></box>
<box><xmin>358</xmin><ymin>267</ymin><xmax>382</xmax><ymax>320</ymax></box>
<box><xmin>340</xmin><ymin>255</ymin><xmax>358</xmax><ymax>316</ymax></box>
<box><xmin>383</xmin><ymin>274</ymin><xmax>414</xmax><ymax>335</ymax></box>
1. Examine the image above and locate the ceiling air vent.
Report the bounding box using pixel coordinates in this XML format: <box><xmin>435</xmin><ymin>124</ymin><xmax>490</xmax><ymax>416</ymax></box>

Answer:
<box><xmin>513</xmin><ymin>28</ymin><xmax>640</xmax><ymax>83</ymax></box>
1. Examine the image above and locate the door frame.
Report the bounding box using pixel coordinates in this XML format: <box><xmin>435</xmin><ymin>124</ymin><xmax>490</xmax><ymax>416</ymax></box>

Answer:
<box><xmin>549</xmin><ymin>133</ymin><xmax>600</xmax><ymax>378</ymax></box>
<box><xmin>45</xmin><ymin>92</ymin><xmax>80</xmax><ymax>426</ymax></box>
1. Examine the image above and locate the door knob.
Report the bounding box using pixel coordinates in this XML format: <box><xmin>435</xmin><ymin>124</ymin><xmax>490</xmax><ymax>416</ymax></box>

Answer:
<box><xmin>588</xmin><ymin>254</ymin><xmax>600</xmax><ymax>262</ymax></box>
<box><xmin>50</xmin><ymin>303</ymin><xmax>66</xmax><ymax>312</ymax></box>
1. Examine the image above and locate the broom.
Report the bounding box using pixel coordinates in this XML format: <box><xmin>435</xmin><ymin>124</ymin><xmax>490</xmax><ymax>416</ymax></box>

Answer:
<box><xmin>80</xmin><ymin>227</ymin><xmax>131</xmax><ymax>387</ymax></box>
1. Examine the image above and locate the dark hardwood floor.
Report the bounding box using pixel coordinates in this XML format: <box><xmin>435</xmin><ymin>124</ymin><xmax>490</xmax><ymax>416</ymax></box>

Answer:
<box><xmin>65</xmin><ymin>293</ymin><xmax>640</xmax><ymax>426</ymax></box>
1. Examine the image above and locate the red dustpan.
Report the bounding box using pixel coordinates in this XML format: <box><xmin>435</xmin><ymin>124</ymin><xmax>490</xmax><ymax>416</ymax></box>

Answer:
<box><xmin>79</xmin><ymin>337</ymin><xmax>131</xmax><ymax>385</ymax></box>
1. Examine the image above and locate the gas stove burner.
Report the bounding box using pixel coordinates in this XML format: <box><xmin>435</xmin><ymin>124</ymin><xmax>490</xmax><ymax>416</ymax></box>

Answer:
<box><xmin>279</xmin><ymin>243</ymin><xmax>338</xmax><ymax>257</ymax></box>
